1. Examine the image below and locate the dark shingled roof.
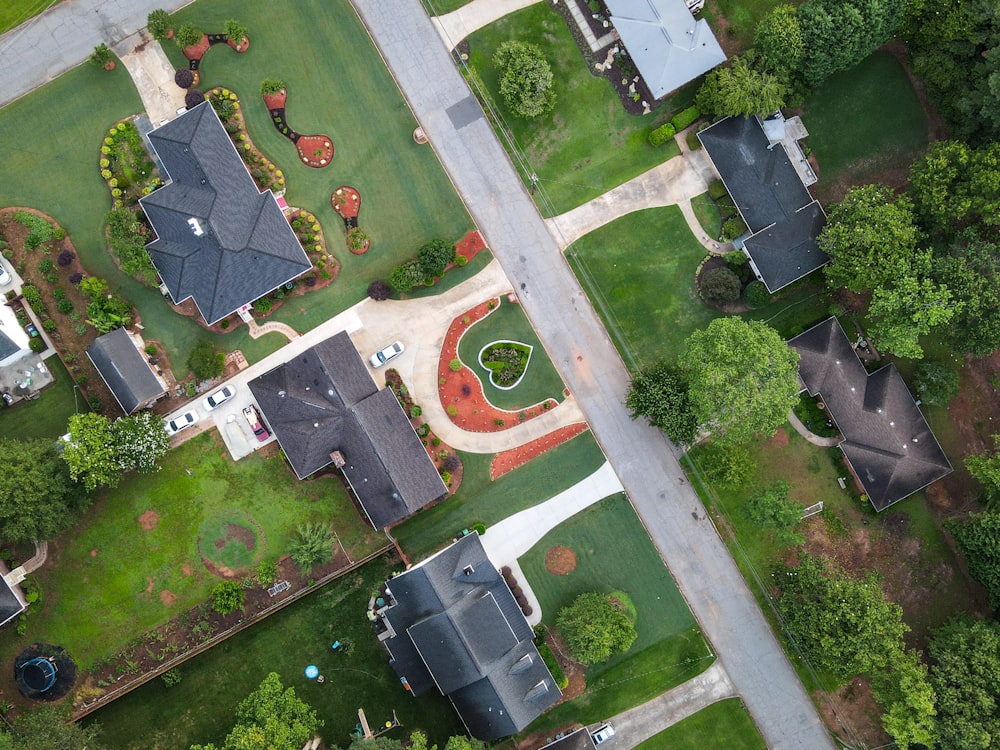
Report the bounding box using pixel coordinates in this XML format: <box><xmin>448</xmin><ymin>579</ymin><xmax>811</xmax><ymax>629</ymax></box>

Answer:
<box><xmin>381</xmin><ymin>534</ymin><xmax>560</xmax><ymax>740</ymax></box>
<box><xmin>0</xmin><ymin>329</ymin><xmax>19</xmax><ymax>362</ymax></box>
<box><xmin>698</xmin><ymin>116</ymin><xmax>828</xmax><ymax>292</ymax></box>
<box><xmin>0</xmin><ymin>565</ymin><xmax>27</xmax><ymax>629</ymax></box>
<box><xmin>247</xmin><ymin>331</ymin><xmax>446</xmax><ymax>528</ymax></box>
<box><xmin>543</xmin><ymin>728</ymin><xmax>598</xmax><ymax>750</ymax></box>
<box><xmin>140</xmin><ymin>102</ymin><xmax>312</xmax><ymax>325</ymax></box>
<box><xmin>789</xmin><ymin>318</ymin><xmax>952</xmax><ymax>511</ymax></box>
<box><xmin>86</xmin><ymin>328</ymin><xmax>167</xmax><ymax>414</ymax></box>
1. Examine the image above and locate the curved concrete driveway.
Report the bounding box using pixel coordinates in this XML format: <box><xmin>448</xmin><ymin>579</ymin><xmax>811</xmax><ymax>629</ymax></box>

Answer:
<box><xmin>431</xmin><ymin>0</ymin><xmax>542</xmax><ymax>50</ymax></box>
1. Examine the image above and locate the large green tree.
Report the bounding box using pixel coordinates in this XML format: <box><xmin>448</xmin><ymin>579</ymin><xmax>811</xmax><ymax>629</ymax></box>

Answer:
<box><xmin>744</xmin><ymin>480</ymin><xmax>803</xmax><ymax>545</ymax></box>
<box><xmin>928</xmin><ymin>618</ymin><xmax>1000</xmax><ymax>750</ymax></box>
<box><xmin>933</xmin><ymin>230</ymin><xmax>1000</xmax><ymax>357</ymax></box>
<box><xmin>695</xmin><ymin>57</ymin><xmax>787</xmax><ymax>117</ymax></box>
<box><xmin>556</xmin><ymin>592</ymin><xmax>637</xmax><ymax>665</ymax></box>
<box><xmin>820</xmin><ymin>184</ymin><xmax>924</xmax><ymax>293</ymax></box>
<box><xmin>62</xmin><ymin>412</ymin><xmax>168</xmax><ymax>491</ymax></box>
<box><xmin>798</xmin><ymin>0</ymin><xmax>904</xmax><ymax>86</ymax></box>
<box><xmin>870</xmin><ymin>649</ymin><xmax>938</xmax><ymax>750</ymax></box>
<box><xmin>945</xmin><ymin>511</ymin><xmax>1000</xmax><ymax>609</ymax></box>
<box><xmin>866</xmin><ymin>274</ymin><xmax>958</xmax><ymax>359</ymax></box>
<box><xmin>0</xmin><ymin>705</ymin><xmax>106</xmax><ymax>750</ymax></box>
<box><xmin>416</xmin><ymin>238</ymin><xmax>456</xmax><ymax>278</ymax></box>
<box><xmin>681</xmin><ymin>317</ymin><xmax>800</xmax><ymax>445</ymax></box>
<box><xmin>625</xmin><ymin>361</ymin><xmax>697</xmax><ymax>444</ymax></box>
<box><xmin>111</xmin><ymin>411</ymin><xmax>171</xmax><ymax>474</ymax></box>
<box><xmin>774</xmin><ymin>553</ymin><xmax>908</xmax><ymax>681</ymax></box>
<box><xmin>493</xmin><ymin>41</ymin><xmax>556</xmax><ymax>118</ymax></box>
<box><xmin>0</xmin><ymin>438</ymin><xmax>75</xmax><ymax>543</ymax></box>
<box><xmin>190</xmin><ymin>672</ymin><xmax>321</xmax><ymax>750</ymax></box>
<box><xmin>753</xmin><ymin>5</ymin><xmax>804</xmax><ymax>76</ymax></box>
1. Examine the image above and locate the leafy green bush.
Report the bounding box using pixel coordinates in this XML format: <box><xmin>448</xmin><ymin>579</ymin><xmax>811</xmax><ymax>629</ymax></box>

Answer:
<box><xmin>224</xmin><ymin>19</ymin><xmax>248</xmax><ymax>43</ymax></box>
<box><xmin>557</xmin><ymin>592</ymin><xmax>637</xmax><ymax>664</ymax></box>
<box><xmin>14</xmin><ymin>211</ymin><xmax>54</xmax><ymax>249</ymax></box>
<box><xmin>29</xmin><ymin>338</ymin><xmax>45</xmax><ymax>353</ymax></box>
<box><xmin>537</xmin><ymin>642</ymin><xmax>569</xmax><ymax>690</ymax></box>
<box><xmin>187</xmin><ymin>340</ymin><xmax>225</xmax><ymax>379</ymax></box>
<box><xmin>648</xmin><ymin>122</ymin><xmax>676</xmax><ymax>147</ymax></box>
<box><xmin>722</xmin><ymin>216</ymin><xmax>748</xmax><ymax>240</ymax></box>
<box><xmin>38</xmin><ymin>259</ymin><xmax>53</xmax><ymax>274</ymax></box>
<box><xmin>175</xmin><ymin>23</ymin><xmax>203</xmax><ymax>49</ymax></box>
<box><xmin>106</xmin><ymin>208</ymin><xmax>156</xmax><ymax>283</ymax></box>
<box><xmin>290</xmin><ymin>523</ymin><xmax>335</xmax><ymax>575</ymax></box>
<box><xmin>21</xmin><ymin>284</ymin><xmax>42</xmax><ymax>306</ymax></box>
<box><xmin>744</xmin><ymin>480</ymin><xmax>804</xmax><ymax>545</ymax></box>
<box><xmin>707</xmin><ymin>180</ymin><xmax>729</xmax><ymax>200</ymax></box>
<box><xmin>90</xmin><ymin>43</ymin><xmax>114</xmax><ymax>68</ymax></box>
<box><xmin>147</xmin><ymin>9</ymin><xmax>171</xmax><ymax>41</ymax></box>
<box><xmin>914</xmin><ymin>362</ymin><xmax>960</xmax><ymax>406</ymax></box>
<box><xmin>671</xmin><ymin>105</ymin><xmax>700</xmax><ymax>132</ymax></box>
<box><xmin>260</xmin><ymin>78</ymin><xmax>286</xmax><ymax>96</ymax></box>
<box><xmin>389</xmin><ymin>259</ymin><xmax>425</xmax><ymax>293</ymax></box>
<box><xmin>212</xmin><ymin>580</ymin><xmax>245</xmax><ymax>615</ymax></box>
<box><xmin>254</xmin><ymin>560</ymin><xmax>279</xmax><ymax>586</ymax></box>
<box><xmin>161</xmin><ymin>667</ymin><xmax>182</xmax><ymax>687</ymax></box>
<box><xmin>410</xmin><ymin>405</ymin><xmax>422</xmax><ymax>418</ymax></box>
<box><xmin>700</xmin><ymin>266</ymin><xmax>742</xmax><ymax>305</ymax></box>
<box><xmin>253</xmin><ymin>297</ymin><xmax>272</xmax><ymax>314</ymax></box>
<box><xmin>493</xmin><ymin>41</ymin><xmax>556</xmax><ymax>118</ymax></box>
<box><xmin>417</xmin><ymin>239</ymin><xmax>456</xmax><ymax>278</ymax></box>
<box><xmin>743</xmin><ymin>280</ymin><xmax>771</xmax><ymax>308</ymax></box>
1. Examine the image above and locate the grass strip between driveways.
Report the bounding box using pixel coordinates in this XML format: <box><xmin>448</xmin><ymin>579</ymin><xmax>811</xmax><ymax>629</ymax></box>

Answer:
<box><xmin>634</xmin><ymin>698</ymin><xmax>767</xmax><ymax>750</ymax></box>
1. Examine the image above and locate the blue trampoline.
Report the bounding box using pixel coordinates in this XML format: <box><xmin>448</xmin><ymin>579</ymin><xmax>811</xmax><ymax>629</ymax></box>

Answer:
<box><xmin>20</xmin><ymin>657</ymin><xmax>57</xmax><ymax>693</ymax></box>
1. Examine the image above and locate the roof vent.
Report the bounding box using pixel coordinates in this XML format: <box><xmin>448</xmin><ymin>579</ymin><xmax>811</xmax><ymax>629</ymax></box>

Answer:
<box><xmin>463</xmin><ymin>565</ymin><xmax>474</xmax><ymax>576</ymax></box>
<box><xmin>330</xmin><ymin>451</ymin><xmax>346</xmax><ymax>468</ymax></box>
<box><xmin>278</xmin><ymin>390</ymin><xmax>286</xmax><ymax>398</ymax></box>
<box><xmin>187</xmin><ymin>218</ymin><xmax>205</xmax><ymax>236</ymax></box>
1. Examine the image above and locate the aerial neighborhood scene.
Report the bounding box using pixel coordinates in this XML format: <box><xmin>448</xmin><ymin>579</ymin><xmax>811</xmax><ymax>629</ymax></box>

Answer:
<box><xmin>2</xmin><ymin>0</ymin><xmax>1000</xmax><ymax>748</ymax></box>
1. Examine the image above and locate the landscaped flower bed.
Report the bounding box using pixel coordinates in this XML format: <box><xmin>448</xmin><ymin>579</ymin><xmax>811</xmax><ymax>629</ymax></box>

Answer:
<box><xmin>479</xmin><ymin>340</ymin><xmax>532</xmax><ymax>388</ymax></box>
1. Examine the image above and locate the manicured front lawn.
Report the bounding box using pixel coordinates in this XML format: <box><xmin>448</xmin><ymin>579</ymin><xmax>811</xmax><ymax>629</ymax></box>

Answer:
<box><xmin>457</xmin><ymin>297</ymin><xmax>566</xmax><ymax>410</ymax></box>
<box><xmin>0</xmin><ymin>357</ymin><xmax>87</xmax><ymax>439</ymax></box>
<box><xmin>802</xmin><ymin>51</ymin><xmax>929</xmax><ymax>201</ymax></box>
<box><xmin>0</xmin><ymin>432</ymin><xmax>384</xmax><ymax>673</ymax></box>
<box><xmin>464</xmin><ymin>3</ymin><xmax>689</xmax><ymax>216</ymax></box>
<box><xmin>690</xmin><ymin>191</ymin><xmax>722</xmax><ymax>239</ymax></box>
<box><xmin>421</xmin><ymin>0</ymin><xmax>471</xmax><ymax>15</ymax></box>
<box><xmin>86</xmin><ymin>556</ymin><xmax>465</xmax><ymax>750</ymax></box>
<box><xmin>0</xmin><ymin>0</ymin><xmax>58</xmax><ymax>35</ymax></box>
<box><xmin>567</xmin><ymin>205</ymin><xmax>831</xmax><ymax>371</ymax></box>
<box><xmin>701</xmin><ymin>0</ymin><xmax>791</xmax><ymax>54</ymax></box>
<box><xmin>392</xmin><ymin>431</ymin><xmax>606</xmax><ymax>561</ymax></box>
<box><xmin>635</xmin><ymin>699</ymin><xmax>767</xmax><ymax>750</ymax></box>
<box><xmin>521</xmin><ymin>494</ymin><xmax>712</xmax><ymax>732</ymax></box>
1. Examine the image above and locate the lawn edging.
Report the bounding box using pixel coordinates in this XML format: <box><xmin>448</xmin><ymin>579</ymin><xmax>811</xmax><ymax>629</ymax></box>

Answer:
<box><xmin>71</xmin><ymin>543</ymin><xmax>393</xmax><ymax>721</ymax></box>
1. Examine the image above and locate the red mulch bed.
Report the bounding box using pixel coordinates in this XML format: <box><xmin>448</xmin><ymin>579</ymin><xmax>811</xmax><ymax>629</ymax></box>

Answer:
<box><xmin>182</xmin><ymin>35</ymin><xmax>211</xmax><ymax>62</ymax></box>
<box><xmin>262</xmin><ymin>90</ymin><xmax>287</xmax><ymax>110</ymax></box>
<box><xmin>331</xmin><ymin>185</ymin><xmax>361</xmax><ymax>219</ymax></box>
<box><xmin>438</xmin><ymin>298</ymin><xmax>557</xmax><ymax>432</ymax></box>
<box><xmin>454</xmin><ymin>230</ymin><xmax>486</xmax><ymax>263</ymax></box>
<box><xmin>296</xmin><ymin>134</ymin><xmax>333</xmax><ymax>168</ymax></box>
<box><xmin>490</xmin><ymin>423</ymin><xmax>589</xmax><ymax>479</ymax></box>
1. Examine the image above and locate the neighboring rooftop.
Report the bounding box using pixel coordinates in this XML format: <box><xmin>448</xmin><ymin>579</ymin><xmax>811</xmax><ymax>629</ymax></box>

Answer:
<box><xmin>544</xmin><ymin>727</ymin><xmax>598</xmax><ymax>750</ymax></box>
<box><xmin>789</xmin><ymin>318</ymin><xmax>952</xmax><ymax>511</ymax></box>
<box><xmin>379</xmin><ymin>534</ymin><xmax>560</xmax><ymax>740</ymax></box>
<box><xmin>698</xmin><ymin>114</ymin><xmax>828</xmax><ymax>292</ymax></box>
<box><xmin>0</xmin><ymin>563</ymin><xmax>27</xmax><ymax>629</ymax></box>
<box><xmin>0</xmin><ymin>329</ymin><xmax>19</xmax><ymax>363</ymax></box>
<box><xmin>140</xmin><ymin>101</ymin><xmax>312</xmax><ymax>325</ymax></box>
<box><xmin>87</xmin><ymin>328</ymin><xmax>168</xmax><ymax>414</ymax></box>
<box><xmin>247</xmin><ymin>331</ymin><xmax>446</xmax><ymax>528</ymax></box>
<box><xmin>604</xmin><ymin>0</ymin><xmax>726</xmax><ymax>99</ymax></box>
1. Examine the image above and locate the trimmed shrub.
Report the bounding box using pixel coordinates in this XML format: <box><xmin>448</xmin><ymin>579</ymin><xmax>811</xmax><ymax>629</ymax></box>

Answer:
<box><xmin>174</xmin><ymin>68</ymin><xmax>194</xmax><ymax>88</ymax></box>
<box><xmin>185</xmin><ymin>89</ymin><xmax>206</xmax><ymax>108</ymax></box>
<box><xmin>410</xmin><ymin>405</ymin><xmax>423</xmax><ymax>418</ymax></box>
<box><xmin>175</xmin><ymin>23</ymin><xmax>202</xmax><ymax>49</ymax></box>
<box><xmin>147</xmin><ymin>9</ymin><xmax>171</xmax><ymax>41</ymax></box>
<box><xmin>367</xmin><ymin>279</ymin><xmax>391</xmax><ymax>301</ymax></box>
<box><xmin>701</xmin><ymin>266</ymin><xmax>742</xmax><ymax>305</ymax></box>
<box><xmin>90</xmin><ymin>43</ymin><xmax>114</xmax><ymax>68</ymax></box>
<box><xmin>648</xmin><ymin>122</ymin><xmax>676</xmax><ymax>146</ymax></box>
<box><xmin>253</xmin><ymin>297</ymin><xmax>272</xmax><ymax>314</ymax></box>
<box><xmin>743</xmin><ymin>280</ymin><xmax>771</xmax><ymax>308</ymax></box>
<box><xmin>29</xmin><ymin>338</ymin><xmax>45</xmax><ymax>353</ymax></box>
<box><xmin>722</xmin><ymin>216</ymin><xmax>748</xmax><ymax>240</ymax></box>
<box><xmin>708</xmin><ymin>180</ymin><xmax>729</xmax><ymax>200</ymax></box>
<box><xmin>388</xmin><ymin>259</ymin><xmax>424</xmax><ymax>293</ymax></box>
<box><xmin>537</xmin><ymin>642</ymin><xmax>569</xmax><ymax>690</ymax></box>
<box><xmin>449</xmin><ymin>358</ymin><xmax>462</xmax><ymax>372</ymax></box>
<box><xmin>260</xmin><ymin>78</ymin><xmax>286</xmax><ymax>96</ymax></box>
<box><xmin>417</xmin><ymin>239</ymin><xmax>456</xmax><ymax>278</ymax></box>
<box><xmin>57</xmin><ymin>250</ymin><xmax>75</xmax><ymax>266</ymax></box>
<box><xmin>671</xmin><ymin>105</ymin><xmax>700</xmax><ymax>132</ymax></box>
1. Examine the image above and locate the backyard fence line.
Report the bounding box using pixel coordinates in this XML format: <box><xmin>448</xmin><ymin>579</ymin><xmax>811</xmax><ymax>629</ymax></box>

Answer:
<box><xmin>72</xmin><ymin>543</ymin><xmax>395</xmax><ymax>722</ymax></box>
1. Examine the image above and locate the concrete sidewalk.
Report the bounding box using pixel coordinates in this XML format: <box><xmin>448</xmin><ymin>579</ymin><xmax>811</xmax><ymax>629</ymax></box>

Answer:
<box><xmin>431</xmin><ymin>0</ymin><xmax>541</xmax><ymax>50</ymax></box>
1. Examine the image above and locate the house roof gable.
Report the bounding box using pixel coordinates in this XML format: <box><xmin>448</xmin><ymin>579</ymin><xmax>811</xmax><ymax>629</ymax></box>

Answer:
<box><xmin>86</xmin><ymin>328</ymin><xmax>167</xmax><ymax>414</ymax></box>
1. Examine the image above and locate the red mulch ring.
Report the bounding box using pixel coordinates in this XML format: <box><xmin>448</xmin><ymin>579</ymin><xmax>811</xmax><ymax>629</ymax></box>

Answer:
<box><xmin>331</xmin><ymin>186</ymin><xmax>361</xmax><ymax>219</ymax></box>
<box><xmin>226</xmin><ymin>35</ymin><xmax>250</xmax><ymax>53</ymax></box>
<box><xmin>263</xmin><ymin>90</ymin><xmax>287</xmax><ymax>109</ymax></box>
<box><xmin>438</xmin><ymin>298</ymin><xmax>558</xmax><ymax>432</ymax></box>
<box><xmin>182</xmin><ymin>35</ymin><xmax>211</xmax><ymax>62</ymax></box>
<box><xmin>490</xmin><ymin>423</ymin><xmax>589</xmax><ymax>480</ymax></box>
<box><xmin>544</xmin><ymin>545</ymin><xmax>578</xmax><ymax>576</ymax></box>
<box><xmin>296</xmin><ymin>134</ymin><xmax>333</xmax><ymax>168</ymax></box>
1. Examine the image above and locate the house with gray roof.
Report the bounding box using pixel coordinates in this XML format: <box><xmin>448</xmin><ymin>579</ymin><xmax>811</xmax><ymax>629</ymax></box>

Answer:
<box><xmin>0</xmin><ymin>563</ymin><xmax>28</xmax><ymax>629</ymax></box>
<box><xmin>376</xmin><ymin>533</ymin><xmax>561</xmax><ymax>739</ymax></box>
<box><xmin>140</xmin><ymin>102</ymin><xmax>312</xmax><ymax>325</ymax></box>
<box><xmin>248</xmin><ymin>331</ymin><xmax>446</xmax><ymax>528</ymax></box>
<box><xmin>789</xmin><ymin>318</ymin><xmax>952</xmax><ymax>511</ymax></box>
<box><xmin>699</xmin><ymin>114</ymin><xmax>828</xmax><ymax>292</ymax></box>
<box><xmin>87</xmin><ymin>328</ymin><xmax>168</xmax><ymax>414</ymax></box>
<box><xmin>604</xmin><ymin>0</ymin><xmax>726</xmax><ymax>99</ymax></box>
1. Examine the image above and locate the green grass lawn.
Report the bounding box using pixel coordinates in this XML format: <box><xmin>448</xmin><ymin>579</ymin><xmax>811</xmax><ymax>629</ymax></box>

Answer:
<box><xmin>0</xmin><ymin>357</ymin><xmax>87</xmax><ymax>439</ymax></box>
<box><xmin>701</xmin><ymin>0</ymin><xmax>792</xmax><ymax>53</ymax></box>
<box><xmin>0</xmin><ymin>432</ymin><xmax>384</xmax><ymax>672</ymax></box>
<box><xmin>567</xmin><ymin>205</ymin><xmax>831</xmax><ymax>371</ymax></box>
<box><xmin>635</xmin><ymin>699</ymin><xmax>767</xmax><ymax>750</ymax></box>
<box><xmin>690</xmin><ymin>192</ymin><xmax>722</xmax><ymax>239</ymax></box>
<box><xmin>0</xmin><ymin>0</ymin><xmax>58</xmax><ymax>34</ymax></box>
<box><xmin>392</xmin><ymin>431</ymin><xmax>606</xmax><ymax>561</ymax></box>
<box><xmin>802</xmin><ymin>51</ymin><xmax>929</xmax><ymax>201</ymax></box>
<box><xmin>0</xmin><ymin>0</ymin><xmax>471</xmax><ymax>381</ymax></box>
<box><xmin>85</xmin><ymin>556</ymin><xmax>465</xmax><ymax>750</ymax></box>
<box><xmin>421</xmin><ymin>0</ymin><xmax>471</xmax><ymax>15</ymax></box>
<box><xmin>457</xmin><ymin>297</ymin><xmax>566</xmax><ymax>410</ymax></box>
<box><xmin>464</xmin><ymin>3</ymin><xmax>691</xmax><ymax>217</ymax></box>
<box><xmin>521</xmin><ymin>494</ymin><xmax>712</xmax><ymax>732</ymax></box>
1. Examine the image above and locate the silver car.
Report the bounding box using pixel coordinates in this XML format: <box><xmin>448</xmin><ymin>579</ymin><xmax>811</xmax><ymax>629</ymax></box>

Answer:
<box><xmin>369</xmin><ymin>341</ymin><xmax>404</xmax><ymax>368</ymax></box>
<box><xmin>202</xmin><ymin>384</ymin><xmax>236</xmax><ymax>411</ymax></box>
<box><xmin>165</xmin><ymin>410</ymin><xmax>199</xmax><ymax>436</ymax></box>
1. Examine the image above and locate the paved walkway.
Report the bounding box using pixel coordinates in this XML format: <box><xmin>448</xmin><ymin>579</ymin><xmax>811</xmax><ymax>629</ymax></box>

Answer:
<box><xmin>600</xmin><ymin>661</ymin><xmax>737</xmax><ymax>750</ymax></box>
<box><xmin>431</xmin><ymin>0</ymin><xmax>541</xmax><ymax>50</ymax></box>
<box><xmin>246</xmin><ymin>318</ymin><xmax>300</xmax><ymax>342</ymax></box>
<box><xmin>115</xmin><ymin>35</ymin><xmax>187</xmax><ymax>125</ymax></box>
<box><xmin>350</xmin><ymin>2</ymin><xmax>837</xmax><ymax>747</ymax></box>
<box><xmin>787</xmin><ymin>409</ymin><xmax>842</xmax><ymax>448</ymax></box>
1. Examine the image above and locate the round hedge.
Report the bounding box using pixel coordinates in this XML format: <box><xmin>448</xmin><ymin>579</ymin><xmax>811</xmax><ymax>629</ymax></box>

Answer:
<box><xmin>743</xmin><ymin>280</ymin><xmax>771</xmax><ymax>308</ymax></box>
<box><xmin>184</xmin><ymin>89</ymin><xmax>206</xmax><ymax>108</ymax></box>
<box><xmin>174</xmin><ymin>68</ymin><xmax>194</xmax><ymax>89</ymax></box>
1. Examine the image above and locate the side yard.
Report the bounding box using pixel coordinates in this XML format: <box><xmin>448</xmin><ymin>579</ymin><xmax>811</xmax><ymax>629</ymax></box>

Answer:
<box><xmin>635</xmin><ymin>698</ymin><xmax>766</xmax><ymax>750</ymax></box>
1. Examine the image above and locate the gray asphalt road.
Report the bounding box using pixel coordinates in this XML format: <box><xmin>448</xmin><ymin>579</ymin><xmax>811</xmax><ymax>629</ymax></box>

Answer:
<box><xmin>350</xmin><ymin>2</ymin><xmax>838</xmax><ymax>748</ymax></box>
<box><xmin>0</xmin><ymin>0</ymin><xmax>192</xmax><ymax>110</ymax></box>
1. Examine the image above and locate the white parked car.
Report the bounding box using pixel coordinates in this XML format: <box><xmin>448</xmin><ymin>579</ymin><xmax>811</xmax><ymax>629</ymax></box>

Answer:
<box><xmin>369</xmin><ymin>341</ymin><xmax>404</xmax><ymax>368</ymax></box>
<box><xmin>591</xmin><ymin>724</ymin><xmax>615</xmax><ymax>745</ymax></box>
<box><xmin>202</xmin><ymin>384</ymin><xmax>236</xmax><ymax>411</ymax></box>
<box><xmin>0</xmin><ymin>264</ymin><xmax>11</xmax><ymax>287</ymax></box>
<box><xmin>165</xmin><ymin>410</ymin><xmax>199</xmax><ymax>436</ymax></box>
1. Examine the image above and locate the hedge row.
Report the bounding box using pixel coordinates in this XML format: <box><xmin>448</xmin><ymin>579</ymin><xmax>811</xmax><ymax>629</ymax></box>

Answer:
<box><xmin>671</xmin><ymin>105</ymin><xmax>700</xmax><ymax>132</ymax></box>
<box><xmin>648</xmin><ymin>122</ymin><xmax>676</xmax><ymax>147</ymax></box>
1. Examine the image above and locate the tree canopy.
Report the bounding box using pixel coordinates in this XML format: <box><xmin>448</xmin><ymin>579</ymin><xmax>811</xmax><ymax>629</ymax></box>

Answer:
<box><xmin>797</xmin><ymin>0</ymin><xmax>904</xmax><ymax>86</ymax></box>
<box><xmin>190</xmin><ymin>672</ymin><xmax>321</xmax><ymax>750</ymax></box>
<box><xmin>417</xmin><ymin>239</ymin><xmax>456</xmax><ymax>278</ymax></box>
<box><xmin>681</xmin><ymin>317</ymin><xmax>800</xmax><ymax>445</ymax></box>
<box><xmin>744</xmin><ymin>481</ymin><xmax>803</xmax><ymax>545</ymax></box>
<box><xmin>556</xmin><ymin>592</ymin><xmax>637</xmax><ymax>665</ymax></box>
<box><xmin>932</xmin><ymin>230</ymin><xmax>1000</xmax><ymax>357</ymax></box>
<box><xmin>753</xmin><ymin>5</ymin><xmax>804</xmax><ymax>75</ymax></box>
<box><xmin>0</xmin><ymin>704</ymin><xmax>106</xmax><ymax>750</ymax></box>
<box><xmin>945</xmin><ymin>511</ymin><xmax>1000</xmax><ymax>609</ymax></box>
<box><xmin>493</xmin><ymin>41</ymin><xmax>556</xmax><ymax>118</ymax></box>
<box><xmin>696</xmin><ymin>57</ymin><xmax>787</xmax><ymax>118</ymax></box>
<box><xmin>928</xmin><ymin>617</ymin><xmax>1000</xmax><ymax>750</ymax></box>
<box><xmin>0</xmin><ymin>438</ymin><xmax>76</xmax><ymax>543</ymax></box>
<box><xmin>625</xmin><ymin>361</ymin><xmax>697</xmax><ymax>444</ymax></box>
<box><xmin>62</xmin><ymin>411</ymin><xmax>170</xmax><ymax>491</ymax></box>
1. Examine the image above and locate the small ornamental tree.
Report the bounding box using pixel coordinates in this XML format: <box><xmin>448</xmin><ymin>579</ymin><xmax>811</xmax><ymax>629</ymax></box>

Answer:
<box><xmin>417</xmin><ymin>239</ymin><xmax>456</xmax><ymax>278</ymax></box>
<box><xmin>147</xmin><ymin>9</ymin><xmax>172</xmax><ymax>41</ymax></box>
<box><xmin>62</xmin><ymin>413</ymin><xmax>120</xmax><ymax>491</ymax></box>
<box><xmin>188</xmin><ymin>339</ymin><xmax>225</xmax><ymax>379</ymax></box>
<box><xmin>625</xmin><ymin>361</ymin><xmax>697</xmax><ymax>444</ymax></box>
<box><xmin>175</xmin><ymin>23</ymin><xmax>203</xmax><ymax>49</ymax></box>
<box><xmin>289</xmin><ymin>523</ymin><xmax>335</xmax><ymax>575</ymax></box>
<box><xmin>696</xmin><ymin>57</ymin><xmax>787</xmax><ymax>118</ymax></box>
<box><xmin>185</xmin><ymin>89</ymin><xmax>206</xmax><ymax>109</ymax></box>
<box><xmin>261</xmin><ymin>78</ymin><xmax>286</xmax><ymax>96</ymax></box>
<box><xmin>700</xmin><ymin>266</ymin><xmax>742</xmax><ymax>305</ymax></box>
<box><xmin>556</xmin><ymin>592</ymin><xmax>637</xmax><ymax>665</ymax></box>
<box><xmin>174</xmin><ymin>68</ymin><xmax>195</xmax><ymax>89</ymax></box>
<box><xmin>367</xmin><ymin>279</ymin><xmax>391</xmax><ymax>301</ymax></box>
<box><xmin>493</xmin><ymin>41</ymin><xmax>556</xmax><ymax>118</ymax></box>
<box><xmin>112</xmin><ymin>411</ymin><xmax>170</xmax><ymax>474</ymax></box>
<box><xmin>744</xmin><ymin>480</ymin><xmax>803</xmax><ymax>545</ymax></box>
<box><xmin>224</xmin><ymin>19</ymin><xmax>249</xmax><ymax>44</ymax></box>
<box><xmin>212</xmin><ymin>580</ymin><xmax>245</xmax><ymax>615</ymax></box>
<box><xmin>90</xmin><ymin>43</ymin><xmax>115</xmax><ymax>70</ymax></box>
